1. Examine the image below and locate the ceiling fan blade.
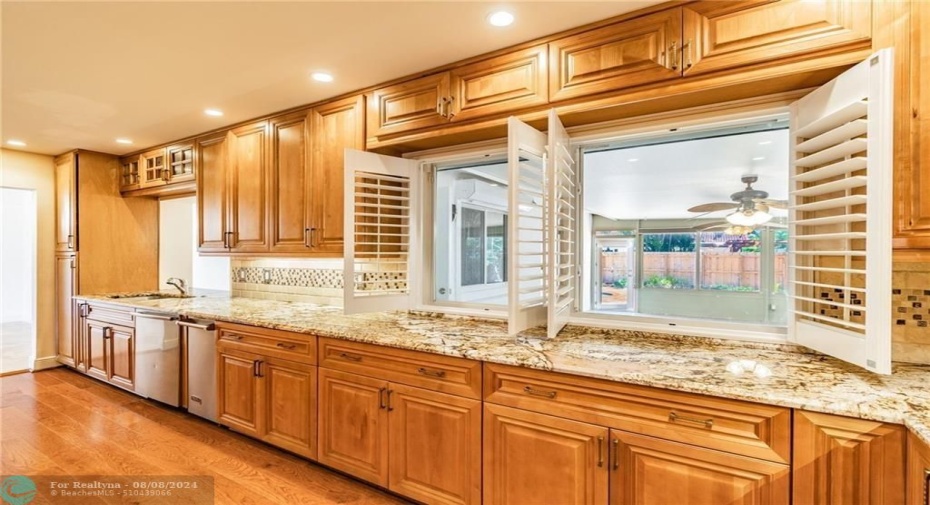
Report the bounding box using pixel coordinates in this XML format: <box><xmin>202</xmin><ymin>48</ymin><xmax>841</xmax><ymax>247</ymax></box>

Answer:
<box><xmin>756</xmin><ymin>202</ymin><xmax>769</xmax><ymax>213</ymax></box>
<box><xmin>687</xmin><ymin>202</ymin><xmax>739</xmax><ymax>213</ymax></box>
<box><xmin>756</xmin><ymin>198</ymin><xmax>787</xmax><ymax>210</ymax></box>
<box><xmin>692</xmin><ymin>221</ymin><xmax>728</xmax><ymax>231</ymax></box>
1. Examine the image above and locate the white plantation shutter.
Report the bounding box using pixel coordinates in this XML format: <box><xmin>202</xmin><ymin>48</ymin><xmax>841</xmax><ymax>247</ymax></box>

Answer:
<box><xmin>343</xmin><ymin>149</ymin><xmax>419</xmax><ymax>314</ymax></box>
<box><xmin>508</xmin><ymin>117</ymin><xmax>549</xmax><ymax>335</ymax></box>
<box><xmin>547</xmin><ymin>110</ymin><xmax>577</xmax><ymax>339</ymax></box>
<box><xmin>788</xmin><ymin>49</ymin><xmax>893</xmax><ymax>374</ymax></box>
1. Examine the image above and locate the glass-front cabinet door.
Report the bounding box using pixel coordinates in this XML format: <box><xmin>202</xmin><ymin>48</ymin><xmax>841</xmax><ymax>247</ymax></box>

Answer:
<box><xmin>119</xmin><ymin>155</ymin><xmax>141</xmax><ymax>192</ymax></box>
<box><xmin>166</xmin><ymin>143</ymin><xmax>195</xmax><ymax>183</ymax></box>
<box><xmin>140</xmin><ymin>148</ymin><xmax>167</xmax><ymax>188</ymax></box>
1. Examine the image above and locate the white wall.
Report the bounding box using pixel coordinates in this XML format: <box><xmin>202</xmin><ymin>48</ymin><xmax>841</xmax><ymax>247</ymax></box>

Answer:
<box><xmin>0</xmin><ymin>149</ymin><xmax>57</xmax><ymax>368</ymax></box>
<box><xmin>158</xmin><ymin>196</ymin><xmax>229</xmax><ymax>291</ymax></box>
<box><xmin>1</xmin><ymin>188</ymin><xmax>37</xmax><ymax>323</ymax></box>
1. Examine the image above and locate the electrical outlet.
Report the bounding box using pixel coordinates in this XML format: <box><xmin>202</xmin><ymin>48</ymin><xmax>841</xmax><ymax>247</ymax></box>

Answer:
<box><xmin>262</xmin><ymin>269</ymin><xmax>272</xmax><ymax>284</ymax></box>
<box><xmin>237</xmin><ymin>270</ymin><xmax>246</xmax><ymax>281</ymax></box>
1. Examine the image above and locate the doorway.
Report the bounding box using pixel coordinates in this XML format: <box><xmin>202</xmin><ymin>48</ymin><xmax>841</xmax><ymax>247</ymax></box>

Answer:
<box><xmin>594</xmin><ymin>237</ymin><xmax>636</xmax><ymax>312</ymax></box>
<box><xmin>1</xmin><ymin>187</ymin><xmax>37</xmax><ymax>374</ymax></box>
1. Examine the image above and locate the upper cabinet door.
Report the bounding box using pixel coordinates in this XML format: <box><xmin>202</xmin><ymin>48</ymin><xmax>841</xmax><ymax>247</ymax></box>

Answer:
<box><xmin>228</xmin><ymin>120</ymin><xmax>270</xmax><ymax>253</ymax></box>
<box><xmin>196</xmin><ymin>132</ymin><xmax>230</xmax><ymax>253</ymax></box>
<box><xmin>140</xmin><ymin>148</ymin><xmax>167</xmax><ymax>188</ymax></box>
<box><xmin>118</xmin><ymin>155</ymin><xmax>141</xmax><ymax>193</ymax></box>
<box><xmin>55</xmin><ymin>152</ymin><xmax>77</xmax><ymax>252</ymax></box>
<box><xmin>682</xmin><ymin>0</ymin><xmax>872</xmax><ymax>77</ymax></box>
<box><xmin>549</xmin><ymin>8</ymin><xmax>682</xmax><ymax>102</ymax></box>
<box><xmin>449</xmin><ymin>45</ymin><xmax>549</xmax><ymax>122</ymax></box>
<box><xmin>310</xmin><ymin>95</ymin><xmax>365</xmax><ymax>255</ymax></box>
<box><xmin>269</xmin><ymin>110</ymin><xmax>312</xmax><ymax>254</ymax></box>
<box><xmin>367</xmin><ymin>72</ymin><xmax>450</xmax><ymax>139</ymax></box>
<box><xmin>165</xmin><ymin>142</ymin><xmax>195</xmax><ymax>184</ymax></box>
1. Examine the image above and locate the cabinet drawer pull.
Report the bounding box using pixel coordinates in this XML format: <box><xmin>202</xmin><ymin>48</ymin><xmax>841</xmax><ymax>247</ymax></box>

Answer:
<box><xmin>417</xmin><ymin>367</ymin><xmax>446</xmax><ymax>378</ymax></box>
<box><xmin>523</xmin><ymin>385</ymin><xmax>557</xmax><ymax>399</ymax></box>
<box><xmin>276</xmin><ymin>342</ymin><xmax>297</xmax><ymax>350</ymax></box>
<box><xmin>378</xmin><ymin>387</ymin><xmax>387</xmax><ymax>410</ymax></box>
<box><xmin>597</xmin><ymin>436</ymin><xmax>604</xmax><ymax>467</ymax></box>
<box><xmin>338</xmin><ymin>352</ymin><xmax>363</xmax><ymax>362</ymax></box>
<box><xmin>224</xmin><ymin>334</ymin><xmax>242</xmax><ymax>340</ymax></box>
<box><xmin>67</xmin><ymin>234</ymin><xmax>74</xmax><ymax>249</ymax></box>
<box><xmin>612</xmin><ymin>438</ymin><xmax>619</xmax><ymax>470</ymax></box>
<box><xmin>668</xmin><ymin>411</ymin><xmax>714</xmax><ymax>429</ymax></box>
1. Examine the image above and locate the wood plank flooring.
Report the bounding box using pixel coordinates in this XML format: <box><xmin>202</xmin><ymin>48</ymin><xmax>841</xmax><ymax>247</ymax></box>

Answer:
<box><xmin>0</xmin><ymin>368</ymin><xmax>410</xmax><ymax>504</ymax></box>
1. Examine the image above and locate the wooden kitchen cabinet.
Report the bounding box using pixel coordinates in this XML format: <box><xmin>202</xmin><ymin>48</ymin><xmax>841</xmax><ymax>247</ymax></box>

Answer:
<box><xmin>549</xmin><ymin>9</ymin><xmax>682</xmax><ymax>102</ymax></box>
<box><xmin>484</xmin><ymin>403</ymin><xmax>608</xmax><ymax>505</ymax></box>
<box><xmin>55</xmin><ymin>153</ymin><xmax>77</xmax><ymax>252</ymax></box>
<box><xmin>83</xmin><ymin>316</ymin><xmax>135</xmax><ymax>392</ymax></box>
<box><xmin>165</xmin><ymin>142</ymin><xmax>195</xmax><ymax>184</ymax></box>
<box><xmin>611</xmin><ymin>431</ymin><xmax>789</xmax><ymax>505</ymax></box>
<box><xmin>196</xmin><ymin>131</ymin><xmax>231</xmax><ymax>253</ymax></box>
<box><xmin>227</xmin><ymin>120</ymin><xmax>270</xmax><ymax>253</ymax></box>
<box><xmin>793</xmin><ymin>411</ymin><xmax>906</xmax><ymax>504</ymax></box>
<box><xmin>85</xmin><ymin>319</ymin><xmax>109</xmax><ymax>382</ymax></box>
<box><xmin>908</xmin><ymin>432</ymin><xmax>930</xmax><ymax>505</ymax></box>
<box><xmin>368</xmin><ymin>46</ymin><xmax>548</xmax><ymax>141</ymax></box>
<box><xmin>269</xmin><ymin>110</ymin><xmax>312</xmax><ymax>253</ymax></box>
<box><xmin>119</xmin><ymin>155</ymin><xmax>141</xmax><ymax>192</ymax></box>
<box><xmin>56</xmin><ymin>254</ymin><xmax>77</xmax><ymax>368</ymax></box>
<box><xmin>216</xmin><ymin>332</ymin><xmax>317</xmax><ymax>459</ymax></box>
<box><xmin>682</xmin><ymin>0</ymin><xmax>872</xmax><ymax>77</ymax></box>
<box><xmin>139</xmin><ymin>148</ymin><xmax>167</xmax><ymax>188</ymax></box>
<box><xmin>318</xmin><ymin>367</ymin><xmax>390</xmax><ymax>485</ymax></box>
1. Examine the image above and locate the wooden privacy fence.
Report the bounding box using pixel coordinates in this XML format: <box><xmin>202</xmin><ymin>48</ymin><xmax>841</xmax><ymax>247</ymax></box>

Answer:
<box><xmin>600</xmin><ymin>251</ymin><xmax>788</xmax><ymax>290</ymax></box>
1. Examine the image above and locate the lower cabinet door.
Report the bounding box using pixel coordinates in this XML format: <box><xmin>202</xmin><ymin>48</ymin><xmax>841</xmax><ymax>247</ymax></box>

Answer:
<box><xmin>107</xmin><ymin>325</ymin><xmax>135</xmax><ymax>391</ymax></box>
<box><xmin>85</xmin><ymin>320</ymin><xmax>109</xmax><ymax>382</ymax></box>
<box><xmin>217</xmin><ymin>348</ymin><xmax>262</xmax><ymax>438</ymax></box>
<box><xmin>261</xmin><ymin>357</ymin><xmax>317</xmax><ymax>459</ymax></box>
<box><xmin>907</xmin><ymin>431</ymin><xmax>930</xmax><ymax>505</ymax></box>
<box><xmin>793</xmin><ymin>411</ymin><xmax>906</xmax><ymax>505</ymax></box>
<box><xmin>484</xmin><ymin>403</ymin><xmax>609</xmax><ymax>505</ymax></box>
<box><xmin>611</xmin><ymin>431</ymin><xmax>789</xmax><ymax>505</ymax></box>
<box><xmin>318</xmin><ymin>368</ymin><xmax>389</xmax><ymax>486</ymax></box>
<box><xmin>388</xmin><ymin>383</ymin><xmax>481</xmax><ymax>505</ymax></box>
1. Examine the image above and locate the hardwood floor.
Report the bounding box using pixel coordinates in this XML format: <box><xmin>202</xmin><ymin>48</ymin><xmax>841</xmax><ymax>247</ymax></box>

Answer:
<box><xmin>0</xmin><ymin>368</ymin><xmax>410</xmax><ymax>504</ymax></box>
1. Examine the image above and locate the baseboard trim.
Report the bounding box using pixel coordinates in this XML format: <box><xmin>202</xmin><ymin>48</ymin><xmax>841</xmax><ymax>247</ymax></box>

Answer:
<box><xmin>33</xmin><ymin>356</ymin><xmax>62</xmax><ymax>371</ymax></box>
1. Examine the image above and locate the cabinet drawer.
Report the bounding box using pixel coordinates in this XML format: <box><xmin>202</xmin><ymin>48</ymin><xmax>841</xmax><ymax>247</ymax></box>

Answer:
<box><xmin>84</xmin><ymin>303</ymin><xmax>135</xmax><ymax>327</ymax></box>
<box><xmin>318</xmin><ymin>337</ymin><xmax>482</xmax><ymax>399</ymax></box>
<box><xmin>484</xmin><ymin>363</ymin><xmax>790</xmax><ymax>463</ymax></box>
<box><xmin>217</xmin><ymin>322</ymin><xmax>316</xmax><ymax>365</ymax></box>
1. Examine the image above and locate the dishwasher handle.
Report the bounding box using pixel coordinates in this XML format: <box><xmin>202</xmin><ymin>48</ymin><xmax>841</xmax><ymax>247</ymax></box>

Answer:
<box><xmin>136</xmin><ymin>312</ymin><xmax>178</xmax><ymax>321</ymax></box>
<box><xmin>177</xmin><ymin>320</ymin><xmax>216</xmax><ymax>331</ymax></box>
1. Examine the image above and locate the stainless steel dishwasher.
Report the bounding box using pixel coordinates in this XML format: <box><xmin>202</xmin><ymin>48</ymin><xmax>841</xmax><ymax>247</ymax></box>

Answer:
<box><xmin>134</xmin><ymin>311</ymin><xmax>181</xmax><ymax>407</ymax></box>
<box><xmin>178</xmin><ymin>318</ymin><xmax>217</xmax><ymax>422</ymax></box>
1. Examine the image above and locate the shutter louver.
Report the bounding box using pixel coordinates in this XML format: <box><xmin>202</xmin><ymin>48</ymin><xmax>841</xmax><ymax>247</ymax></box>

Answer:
<box><xmin>547</xmin><ymin>110</ymin><xmax>577</xmax><ymax>338</ymax></box>
<box><xmin>508</xmin><ymin>117</ymin><xmax>549</xmax><ymax>335</ymax></box>
<box><xmin>788</xmin><ymin>50</ymin><xmax>893</xmax><ymax>374</ymax></box>
<box><xmin>343</xmin><ymin>149</ymin><xmax>419</xmax><ymax>314</ymax></box>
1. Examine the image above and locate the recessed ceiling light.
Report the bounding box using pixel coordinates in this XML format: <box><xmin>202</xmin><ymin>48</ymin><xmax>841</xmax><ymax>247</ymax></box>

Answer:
<box><xmin>204</xmin><ymin>109</ymin><xmax>224</xmax><ymax>117</ymax></box>
<box><xmin>6</xmin><ymin>139</ymin><xmax>26</xmax><ymax>147</ymax></box>
<box><xmin>488</xmin><ymin>11</ymin><xmax>514</xmax><ymax>27</ymax></box>
<box><xmin>116</xmin><ymin>138</ymin><xmax>133</xmax><ymax>145</ymax></box>
<box><xmin>758</xmin><ymin>140</ymin><xmax>773</xmax><ymax>145</ymax></box>
<box><xmin>752</xmin><ymin>156</ymin><xmax>766</xmax><ymax>161</ymax></box>
<box><xmin>311</xmin><ymin>72</ymin><xmax>334</xmax><ymax>83</ymax></box>
<box><xmin>628</xmin><ymin>158</ymin><xmax>639</xmax><ymax>162</ymax></box>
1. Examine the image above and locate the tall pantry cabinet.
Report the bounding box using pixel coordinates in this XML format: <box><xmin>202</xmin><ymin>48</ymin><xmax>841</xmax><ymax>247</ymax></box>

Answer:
<box><xmin>54</xmin><ymin>150</ymin><xmax>159</xmax><ymax>367</ymax></box>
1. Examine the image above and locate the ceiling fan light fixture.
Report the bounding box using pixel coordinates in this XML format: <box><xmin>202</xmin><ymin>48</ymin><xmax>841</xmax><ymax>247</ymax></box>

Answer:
<box><xmin>724</xmin><ymin>225</ymin><xmax>754</xmax><ymax>235</ymax></box>
<box><xmin>726</xmin><ymin>209</ymin><xmax>772</xmax><ymax>226</ymax></box>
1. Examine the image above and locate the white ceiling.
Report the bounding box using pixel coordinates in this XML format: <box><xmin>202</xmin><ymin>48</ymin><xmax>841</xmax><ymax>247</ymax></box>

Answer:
<box><xmin>584</xmin><ymin>129</ymin><xmax>790</xmax><ymax>220</ymax></box>
<box><xmin>1</xmin><ymin>1</ymin><xmax>664</xmax><ymax>156</ymax></box>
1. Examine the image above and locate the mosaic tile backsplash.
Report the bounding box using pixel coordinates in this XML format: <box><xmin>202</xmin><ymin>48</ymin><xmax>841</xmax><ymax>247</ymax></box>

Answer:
<box><xmin>892</xmin><ymin>262</ymin><xmax>930</xmax><ymax>364</ymax></box>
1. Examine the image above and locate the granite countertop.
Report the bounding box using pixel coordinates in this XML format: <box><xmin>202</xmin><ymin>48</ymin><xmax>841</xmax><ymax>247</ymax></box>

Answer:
<box><xmin>76</xmin><ymin>290</ymin><xmax>930</xmax><ymax>446</ymax></box>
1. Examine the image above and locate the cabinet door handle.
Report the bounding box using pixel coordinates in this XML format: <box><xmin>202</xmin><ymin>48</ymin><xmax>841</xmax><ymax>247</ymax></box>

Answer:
<box><xmin>276</xmin><ymin>342</ymin><xmax>297</xmax><ymax>350</ymax></box>
<box><xmin>669</xmin><ymin>41</ymin><xmax>679</xmax><ymax>70</ymax></box>
<box><xmin>668</xmin><ymin>411</ymin><xmax>714</xmax><ymax>429</ymax></box>
<box><xmin>222</xmin><ymin>231</ymin><xmax>229</xmax><ymax>249</ymax></box>
<box><xmin>253</xmin><ymin>360</ymin><xmax>259</xmax><ymax>377</ymax></box>
<box><xmin>683</xmin><ymin>39</ymin><xmax>693</xmax><ymax>69</ymax></box>
<box><xmin>67</xmin><ymin>234</ymin><xmax>74</xmax><ymax>249</ymax></box>
<box><xmin>70</xmin><ymin>258</ymin><xmax>76</xmax><ymax>270</ymax></box>
<box><xmin>386</xmin><ymin>389</ymin><xmax>394</xmax><ymax>411</ymax></box>
<box><xmin>378</xmin><ymin>387</ymin><xmax>387</xmax><ymax>410</ymax></box>
<box><xmin>309</xmin><ymin>227</ymin><xmax>316</xmax><ymax>248</ymax></box>
<box><xmin>612</xmin><ymin>438</ymin><xmax>620</xmax><ymax>470</ymax></box>
<box><xmin>445</xmin><ymin>96</ymin><xmax>455</xmax><ymax>119</ymax></box>
<box><xmin>338</xmin><ymin>352</ymin><xmax>363</xmax><ymax>362</ymax></box>
<box><xmin>417</xmin><ymin>367</ymin><xmax>446</xmax><ymax>378</ymax></box>
<box><xmin>161</xmin><ymin>168</ymin><xmax>170</xmax><ymax>181</ymax></box>
<box><xmin>103</xmin><ymin>327</ymin><xmax>112</xmax><ymax>339</ymax></box>
<box><xmin>523</xmin><ymin>385</ymin><xmax>557</xmax><ymax>399</ymax></box>
<box><xmin>436</xmin><ymin>98</ymin><xmax>444</xmax><ymax>117</ymax></box>
<box><xmin>304</xmin><ymin>228</ymin><xmax>311</xmax><ymax>248</ymax></box>
<box><xmin>597</xmin><ymin>436</ymin><xmax>605</xmax><ymax>467</ymax></box>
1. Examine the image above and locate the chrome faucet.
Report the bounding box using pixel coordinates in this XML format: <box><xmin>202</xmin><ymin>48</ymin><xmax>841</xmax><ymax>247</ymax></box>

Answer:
<box><xmin>166</xmin><ymin>278</ymin><xmax>188</xmax><ymax>295</ymax></box>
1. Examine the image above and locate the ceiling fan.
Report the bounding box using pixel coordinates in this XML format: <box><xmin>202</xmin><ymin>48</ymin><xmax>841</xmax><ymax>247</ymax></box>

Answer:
<box><xmin>688</xmin><ymin>175</ymin><xmax>787</xmax><ymax>229</ymax></box>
